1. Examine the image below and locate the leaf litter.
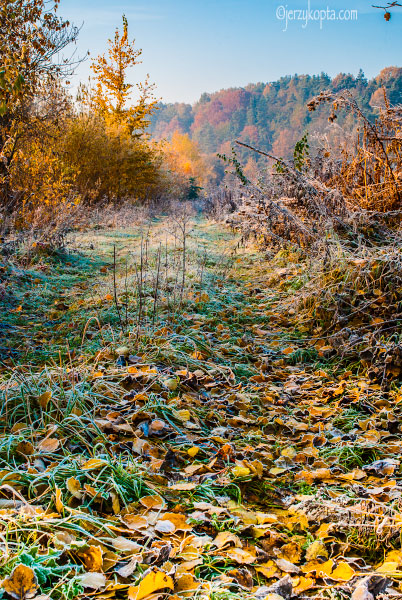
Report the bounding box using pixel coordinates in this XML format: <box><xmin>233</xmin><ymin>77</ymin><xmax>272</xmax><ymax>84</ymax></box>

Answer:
<box><xmin>0</xmin><ymin>221</ymin><xmax>402</xmax><ymax>599</ymax></box>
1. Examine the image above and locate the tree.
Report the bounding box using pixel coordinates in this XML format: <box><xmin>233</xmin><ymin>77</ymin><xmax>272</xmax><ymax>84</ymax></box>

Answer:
<box><xmin>187</xmin><ymin>177</ymin><xmax>202</xmax><ymax>200</ymax></box>
<box><xmin>0</xmin><ymin>0</ymin><xmax>79</xmax><ymax>202</ymax></box>
<box><xmin>90</xmin><ymin>16</ymin><xmax>157</xmax><ymax>135</ymax></box>
<box><xmin>165</xmin><ymin>131</ymin><xmax>213</xmax><ymax>187</ymax></box>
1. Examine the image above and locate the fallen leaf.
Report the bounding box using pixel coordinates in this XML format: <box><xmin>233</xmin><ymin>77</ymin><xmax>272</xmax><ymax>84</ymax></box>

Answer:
<box><xmin>123</xmin><ymin>514</ymin><xmax>148</xmax><ymax>531</ymax></box>
<box><xmin>111</xmin><ymin>537</ymin><xmax>142</xmax><ymax>552</ymax></box>
<box><xmin>77</xmin><ymin>545</ymin><xmax>103</xmax><ymax>572</ymax></box>
<box><xmin>305</xmin><ymin>540</ymin><xmax>328</xmax><ymax>561</ymax></box>
<box><xmin>38</xmin><ymin>391</ymin><xmax>52</xmax><ymax>408</ymax></box>
<box><xmin>158</xmin><ymin>512</ymin><xmax>191</xmax><ymax>532</ymax></box>
<box><xmin>81</xmin><ymin>458</ymin><xmax>108</xmax><ymax>470</ymax></box>
<box><xmin>116</xmin><ymin>555</ymin><xmax>139</xmax><ymax>578</ymax></box>
<box><xmin>128</xmin><ymin>567</ymin><xmax>174</xmax><ymax>600</ymax></box>
<box><xmin>213</xmin><ymin>531</ymin><xmax>242</xmax><ymax>549</ymax></box>
<box><xmin>2</xmin><ymin>564</ymin><xmax>38</xmax><ymax>600</ymax></box>
<box><xmin>330</xmin><ymin>561</ymin><xmax>356</xmax><ymax>582</ymax></box>
<box><xmin>139</xmin><ymin>495</ymin><xmax>164</xmax><ymax>510</ymax></box>
<box><xmin>77</xmin><ymin>572</ymin><xmax>106</xmax><ymax>590</ymax></box>
<box><xmin>38</xmin><ymin>438</ymin><xmax>59</xmax><ymax>453</ymax></box>
<box><xmin>187</xmin><ymin>446</ymin><xmax>200</xmax><ymax>458</ymax></box>
<box><xmin>66</xmin><ymin>477</ymin><xmax>83</xmax><ymax>499</ymax></box>
<box><xmin>275</xmin><ymin>558</ymin><xmax>300</xmax><ymax>574</ymax></box>
<box><xmin>16</xmin><ymin>441</ymin><xmax>34</xmax><ymax>456</ymax></box>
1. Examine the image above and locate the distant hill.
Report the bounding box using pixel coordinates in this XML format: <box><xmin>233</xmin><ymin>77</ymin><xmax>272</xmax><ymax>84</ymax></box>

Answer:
<box><xmin>149</xmin><ymin>67</ymin><xmax>402</xmax><ymax>180</ymax></box>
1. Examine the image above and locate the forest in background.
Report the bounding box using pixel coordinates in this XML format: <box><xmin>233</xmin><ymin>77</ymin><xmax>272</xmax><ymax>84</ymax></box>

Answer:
<box><xmin>149</xmin><ymin>67</ymin><xmax>402</xmax><ymax>181</ymax></box>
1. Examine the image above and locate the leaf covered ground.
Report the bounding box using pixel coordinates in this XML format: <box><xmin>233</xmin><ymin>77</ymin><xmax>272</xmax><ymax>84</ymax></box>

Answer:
<box><xmin>0</xmin><ymin>218</ymin><xmax>402</xmax><ymax>600</ymax></box>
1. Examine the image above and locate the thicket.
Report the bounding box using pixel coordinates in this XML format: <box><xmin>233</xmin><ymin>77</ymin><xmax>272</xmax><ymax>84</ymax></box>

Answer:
<box><xmin>220</xmin><ymin>89</ymin><xmax>402</xmax><ymax>383</ymax></box>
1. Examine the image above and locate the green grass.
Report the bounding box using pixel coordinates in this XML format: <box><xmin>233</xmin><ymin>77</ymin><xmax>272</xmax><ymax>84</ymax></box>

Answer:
<box><xmin>319</xmin><ymin>443</ymin><xmax>381</xmax><ymax>470</ymax></box>
<box><xmin>2</xmin><ymin>216</ymin><xmax>401</xmax><ymax>599</ymax></box>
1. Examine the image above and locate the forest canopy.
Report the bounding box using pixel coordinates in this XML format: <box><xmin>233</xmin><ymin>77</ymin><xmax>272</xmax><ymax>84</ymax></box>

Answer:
<box><xmin>149</xmin><ymin>67</ymin><xmax>402</xmax><ymax>177</ymax></box>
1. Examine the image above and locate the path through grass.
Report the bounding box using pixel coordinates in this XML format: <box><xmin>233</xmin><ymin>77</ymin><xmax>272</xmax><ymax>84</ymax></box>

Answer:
<box><xmin>0</xmin><ymin>218</ymin><xmax>401</xmax><ymax>599</ymax></box>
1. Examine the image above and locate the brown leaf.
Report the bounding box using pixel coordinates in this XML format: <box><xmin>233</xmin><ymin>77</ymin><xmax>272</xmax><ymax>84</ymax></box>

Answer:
<box><xmin>38</xmin><ymin>438</ymin><xmax>59</xmax><ymax>453</ymax></box>
<box><xmin>16</xmin><ymin>442</ymin><xmax>34</xmax><ymax>456</ymax></box>
<box><xmin>38</xmin><ymin>391</ymin><xmax>52</xmax><ymax>408</ymax></box>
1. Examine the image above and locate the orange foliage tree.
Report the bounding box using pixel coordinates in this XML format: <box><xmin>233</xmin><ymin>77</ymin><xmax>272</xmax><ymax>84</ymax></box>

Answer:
<box><xmin>164</xmin><ymin>131</ymin><xmax>214</xmax><ymax>191</ymax></box>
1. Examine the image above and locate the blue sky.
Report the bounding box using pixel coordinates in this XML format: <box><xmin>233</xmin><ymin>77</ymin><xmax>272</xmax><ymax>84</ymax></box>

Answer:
<box><xmin>61</xmin><ymin>0</ymin><xmax>402</xmax><ymax>104</ymax></box>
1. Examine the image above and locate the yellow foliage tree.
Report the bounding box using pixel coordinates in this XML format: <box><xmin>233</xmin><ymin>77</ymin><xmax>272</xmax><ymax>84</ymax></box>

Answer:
<box><xmin>61</xmin><ymin>113</ymin><xmax>164</xmax><ymax>203</ymax></box>
<box><xmin>9</xmin><ymin>125</ymin><xmax>80</xmax><ymax>237</ymax></box>
<box><xmin>90</xmin><ymin>15</ymin><xmax>157</xmax><ymax>135</ymax></box>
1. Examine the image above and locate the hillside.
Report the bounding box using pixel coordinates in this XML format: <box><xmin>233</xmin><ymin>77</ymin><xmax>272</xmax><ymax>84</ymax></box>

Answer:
<box><xmin>149</xmin><ymin>67</ymin><xmax>402</xmax><ymax>178</ymax></box>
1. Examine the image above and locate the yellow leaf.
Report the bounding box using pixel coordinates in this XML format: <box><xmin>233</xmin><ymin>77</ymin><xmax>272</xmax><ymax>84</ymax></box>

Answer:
<box><xmin>66</xmin><ymin>477</ymin><xmax>82</xmax><ymax>499</ymax></box>
<box><xmin>158</xmin><ymin>512</ymin><xmax>191</xmax><ymax>532</ymax></box>
<box><xmin>256</xmin><ymin>561</ymin><xmax>279</xmax><ymax>579</ymax></box>
<box><xmin>169</xmin><ymin>482</ymin><xmax>197</xmax><ymax>491</ymax></box>
<box><xmin>164</xmin><ymin>378</ymin><xmax>179</xmax><ymax>391</ymax></box>
<box><xmin>232</xmin><ymin>466</ymin><xmax>251</xmax><ymax>478</ymax></box>
<box><xmin>294</xmin><ymin>576</ymin><xmax>315</xmax><ymax>593</ymax></box>
<box><xmin>81</xmin><ymin>458</ymin><xmax>108</xmax><ymax>471</ymax></box>
<box><xmin>330</xmin><ymin>561</ymin><xmax>355</xmax><ymax>582</ymax></box>
<box><xmin>281</xmin><ymin>446</ymin><xmax>297</xmax><ymax>459</ymax></box>
<box><xmin>2</xmin><ymin>564</ymin><xmax>38</xmax><ymax>600</ymax></box>
<box><xmin>111</xmin><ymin>492</ymin><xmax>120</xmax><ymax>514</ymax></box>
<box><xmin>269</xmin><ymin>467</ymin><xmax>287</xmax><ymax>476</ymax></box>
<box><xmin>116</xmin><ymin>346</ymin><xmax>130</xmax><ymax>357</ymax></box>
<box><xmin>187</xmin><ymin>446</ymin><xmax>200</xmax><ymax>458</ymax></box>
<box><xmin>77</xmin><ymin>545</ymin><xmax>103</xmax><ymax>572</ymax></box>
<box><xmin>312</xmin><ymin>559</ymin><xmax>334</xmax><ymax>577</ymax></box>
<box><xmin>227</xmin><ymin>547</ymin><xmax>256</xmax><ymax>564</ymax></box>
<box><xmin>123</xmin><ymin>514</ymin><xmax>148</xmax><ymax>531</ymax></box>
<box><xmin>128</xmin><ymin>568</ymin><xmax>174</xmax><ymax>600</ymax></box>
<box><xmin>305</xmin><ymin>540</ymin><xmax>328</xmax><ymax>561</ymax></box>
<box><xmin>175</xmin><ymin>572</ymin><xmax>197</xmax><ymax>594</ymax></box>
<box><xmin>376</xmin><ymin>561</ymin><xmax>402</xmax><ymax>576</ymax></box>
<box><xmin>280</xmin><ymin>541</ymin><xmax>302</xmax><ymax>564</ymax></box>
<box><xmin>384</xmin><ymin>550</ymin><xmax>402</xmax><ymax>565</ymax></box>
<box><xmin>213</xmin><ymin>531</ymin><xmax>242</xmax><ymax>549</ymax></box>
<box><xmin>316</xmin><ymin>523</ymin><xmax>333</xmax><ymax>539</ymax></box>
<box><xmin>173</xmin><ymin>409</ymin><xmax>191</xmax><ymax>422</ymax></box>
<box><xmin>139</xmin><ymin>495</ymin><xmax>164</xmax><ymax>510</ymax></box>
<box><xmin>55</xmin><ymin>487</ymin><xmax>64</xmax><ymax>514</ymax></box>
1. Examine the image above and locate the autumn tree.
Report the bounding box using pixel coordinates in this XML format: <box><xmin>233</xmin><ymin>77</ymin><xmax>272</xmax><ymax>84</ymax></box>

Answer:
<box><xmin>90</xmin><ymin>16</ymin><xmax>157</xmax><ymax>135</ymax></box>
<box><xmin>0</xmin><ymin>0</ymin><xmax>79</xmax><ymax>203</ymax></box>
<box><xmin>165</xmin><ymin>132</ymin><xmax>211</xmax><ymax>184</ymax></box>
